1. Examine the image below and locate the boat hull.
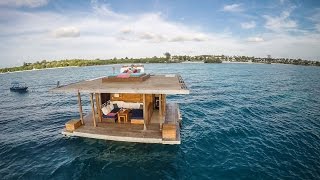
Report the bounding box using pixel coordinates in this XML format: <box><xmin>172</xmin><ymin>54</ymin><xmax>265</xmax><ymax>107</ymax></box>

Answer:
<box><xmin>10</xmin><ymin>87</ymin><xmax>28</xmax><ymax>92</ymax></box>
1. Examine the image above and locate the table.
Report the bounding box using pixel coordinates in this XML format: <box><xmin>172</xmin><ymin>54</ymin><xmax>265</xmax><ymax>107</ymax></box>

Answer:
<box><xmin>118</xmin><ymin>109</ymin><xmax>130</xmax><ymax>123</ymax></box>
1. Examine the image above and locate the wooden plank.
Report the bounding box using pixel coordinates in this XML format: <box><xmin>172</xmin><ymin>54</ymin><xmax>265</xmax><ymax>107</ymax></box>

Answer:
<box><xmin>131</xmin><ymin>119</ymin><xmax>144</xmax><ymax>124</ymax></box>
<box><xmin>143</xmin><ymin>94</ymin><xmax>147</xmax><ymax>130</ymax></box>
<box><xmin>90</xmin><ymin>93</ymin><xmax>97</xmax><ymax>127</ymax></box>
<box><xmin>162</xmin><ymin>124</ymin><xmax>177</xmax><ymax>140</ymax></box>
<box><xmin>77</xmin><ymin>91</ymin><xmax>84</xmax><ymax>124</ymax></box>
<box><xmin>111</xmin><ymin>93</ymin><xmax>142</xmax><ymax>102</ymax></box>
<box><xmin>163</xmin><ymin>94</ymin><xmax>166</xmax><ymax>115</ymax></box>
<box><xmin>62</xmin><ymin>109</ymin><xmax>181</xmax><ymax>144</ymax></box>
<box><xmin>159</xmin><ymin>94</ymin><xmax>162</xmax><ymax>130</ymax></box>
<box><xmin>51</xmin><ymin>74</ymin><xmax>190</xmax><ymax>95</ymax></box>
<box><xmin>96</xmin><ymin>93</ymin><xmax>102</xmax><ymax>122</ymax></box>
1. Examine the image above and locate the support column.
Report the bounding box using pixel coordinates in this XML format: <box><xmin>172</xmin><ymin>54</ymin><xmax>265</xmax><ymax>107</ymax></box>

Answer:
<box><xmin>163</xmin><ymin>94</ymin><xmax>166</xmax><ymax>115</ymax></box>
<box><xmin>159</xmin><ymin>94</ymin><xmax>162</xmax><ymax>130</ymax></box>
<box><xmin>143</xmin><ymin>94</ymin><xmax>147</xmax><ymax>131</ymax></box>
<box><xmin>95</xmin><ymin>93</ymin><xmax>102</xmax><ymax>122</ymax></box>
<box><xmin>90</xmin><ymin>93</ymin><xmax>97</xmax><ymax>127</ymax></box>
<box><xmin>77</xmin><ymin>91</ymin><xmax>84</xmax><ymax>125</ymax></box>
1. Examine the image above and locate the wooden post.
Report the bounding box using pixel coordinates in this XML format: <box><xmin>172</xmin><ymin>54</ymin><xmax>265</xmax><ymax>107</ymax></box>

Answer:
<box><xmin>77</xmin><ymin>91</ymin><xmax>84</xmax><ymax>125</ymax></box>
<box><xmin>159</xmin><ymin>94</ymin><xmax>162</xmax><ymax>130</ymax></box>
<box><xmin>90</xmin><ymin>93</ymin><xmax>97</xmax><ymax>127</ymax></box>
<box><xmin>95</xmin><ymin>93</ymin><xmax>102</xmax><ymax>122</ymax></box>
<box><xmin>163</xmin><ymin>94</ymin><xmax>166</xmax><ymax>115</ymax></box>
<box><xmin>143</xmin><ymin>94</ymin><xmax>147</xmax><ymax>131</ymax></box>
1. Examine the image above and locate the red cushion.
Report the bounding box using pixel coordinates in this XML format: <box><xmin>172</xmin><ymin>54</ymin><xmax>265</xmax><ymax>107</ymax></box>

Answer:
<box><xmin>107</xmin><ymin>113</ymin><xmax>117</xmax><ymax>117</ymax></box>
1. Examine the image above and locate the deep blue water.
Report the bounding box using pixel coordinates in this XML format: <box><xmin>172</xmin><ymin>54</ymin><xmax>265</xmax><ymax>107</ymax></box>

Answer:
<box><xmin>0</xmin><ymin>63</ymin><xmax>320</xmax><ymax>179</ymax></box>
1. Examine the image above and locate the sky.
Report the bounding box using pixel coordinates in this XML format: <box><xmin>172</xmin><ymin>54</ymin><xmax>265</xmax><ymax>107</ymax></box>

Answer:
<box><xmin>1</xmin><ymin>0</ymin><xmax>320</xmax><ymax>68</ymax></box>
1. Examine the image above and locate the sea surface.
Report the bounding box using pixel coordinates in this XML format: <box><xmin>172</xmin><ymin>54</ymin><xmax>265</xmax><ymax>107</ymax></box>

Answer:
<box><xmin>0</xmin><ymin>63</ymin><xmax>320</xmax><ymax>179</ymax></box>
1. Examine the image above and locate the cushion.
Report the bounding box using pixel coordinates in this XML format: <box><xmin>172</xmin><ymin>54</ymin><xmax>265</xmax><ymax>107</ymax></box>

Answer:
<box><xmin>111</xmin><ymin>101</ymin><xmax>124</xmax><ymax>108</ymax></box>
<box><xmin>109</xmin><ymin>103</ymin><xmax>114</xmax><ymax>110</ymax></box>
<box><xmin>111</xmin><ymin>108</ymin><xmax>121</xmax><ymax>113</ymax></box>
<box><xmin>117</xmin><ymin>73</ymin><xmax>130</xmax><ymax>78</ymax></box>
<box><xmin>113</xmin><ymin>103</ymin><xmax>118</xmax><ymax>109</ymax></box>
<box><xmin>107</xmin><ymin>112</ymin><xmax>117</xmax><ymax>117</ymax></box>
<box><xmin>131</xmin><ymin>109</ymin><xmax>143</xmax><ymax>119</ymax></box>
<box><xmin>124</xmin><ymin>102</ymin><xmax>133</xmax><ymax>109</ymax></box>
<box><xmin>102</xmin><ymin>112</ymin><xmax>118</xmax><ymax>119</ymax></box>
<box><xmin>101</xmin><ymin>106</ymin><xmax>111</xmax><ymax>115</ymax></box>
<box><xmin>122</xmin><ymin>102</ymin><xmax>129</xmax><ymax>108</ymax></box>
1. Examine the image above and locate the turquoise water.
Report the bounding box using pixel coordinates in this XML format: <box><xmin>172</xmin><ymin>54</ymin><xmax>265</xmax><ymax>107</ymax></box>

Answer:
<box><xmin>0</xmin><ymin>64</ymin><xmax>320</xmax><ymax>179</ymax></box>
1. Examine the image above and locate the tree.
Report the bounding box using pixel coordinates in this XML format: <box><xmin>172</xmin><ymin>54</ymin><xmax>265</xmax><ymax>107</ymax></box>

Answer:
<box><xmin>164</xmin><ymin>52</ymin><xmax>171</xmax><ymax>60</ymax></box>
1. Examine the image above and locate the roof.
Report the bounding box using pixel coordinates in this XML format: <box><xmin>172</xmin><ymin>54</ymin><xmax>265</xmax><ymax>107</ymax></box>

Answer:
<box><xmin>51</xmin><ymin>74</ymin><xmax>189</xmax><ymax>94</ymax></box>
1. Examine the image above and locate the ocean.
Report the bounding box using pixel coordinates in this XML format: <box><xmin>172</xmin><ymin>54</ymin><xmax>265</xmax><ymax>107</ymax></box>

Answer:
<box><xmin>0</xmin><ymin>63</ymin><xmax>319</xmax><ymax>179</ymax></box>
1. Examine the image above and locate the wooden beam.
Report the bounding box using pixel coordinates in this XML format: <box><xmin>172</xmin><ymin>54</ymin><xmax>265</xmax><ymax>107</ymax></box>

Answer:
<box><xmin>143</xmin><ymin>94</ymin><xmax>147</xmax><ymax>130</ymax></box>
<box><xmin>163</xmin><ymin>94</ymin><xmax>166</xmax><ymax>115</ymax></box>
<box><xmin>95</xmin><ymin>93</ymin><xmax>102</xmax><ymax>122</ymax></box>
<box><xmin>90</xmin><ymin>93</ymin><xmax>97</xmax><ymax>127</ymax></box>
<box><xmin>77</xmin><ymin>91</ymin><xmax>84</xmax><ymax>125</ymax></box>
<box><xmin>159</xmin><ymin>94</ymin><xmax>162</xmax><ymax>130</ymax></box>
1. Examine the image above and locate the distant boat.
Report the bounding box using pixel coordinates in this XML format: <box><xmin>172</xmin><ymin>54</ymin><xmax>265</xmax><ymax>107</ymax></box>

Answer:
<box><xmin>10</xmin><ymin>82</ymin><xmax>28</xmax><ymax>92</ymax></box>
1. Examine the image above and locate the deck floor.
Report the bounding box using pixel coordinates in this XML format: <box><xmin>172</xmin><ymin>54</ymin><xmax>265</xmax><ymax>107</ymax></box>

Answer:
<box><xmin>62</xmin><ymin>103</ymin><xmax>181</xmax><ymax>144</ymax></box>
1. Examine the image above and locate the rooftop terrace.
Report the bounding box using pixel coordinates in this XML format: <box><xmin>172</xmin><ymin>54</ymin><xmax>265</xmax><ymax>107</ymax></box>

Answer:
<box><xmin>52</xmin><ymin>74</ymin><xmax>189</xmax><ymax>94</ymax></box>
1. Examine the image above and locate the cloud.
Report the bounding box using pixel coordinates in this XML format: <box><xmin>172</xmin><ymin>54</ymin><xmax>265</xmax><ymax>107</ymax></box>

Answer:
<box><xmin>241</xmin><ymin>21</ymin><xmax>256</xmax><ymax>29</ymax></box>
<box><xmin>91</xmin><ymin>0</ymin><xmax>127</xmax><ymax>20</ymax></box>
<box><xmin>120</xmin><ymin>30</ymin><xmax>207</xmax><ymax>43</ymax></box>
<box><xmin>263</xmin><ymin>10</ymin><xmax>297</xmax><ymax>32</ymax></box>
<box><xmin>0</xmin><ymin>0</ymin><xmax>49</xmax><ymax>8</ymax></box>
<box><xmin>52</xmin><ymin>27</ymin><xmax>80</xmax><ymax>38</ymax></box>
<box><xmin>309</xmin><ymin>8</ymin><xmax>320</xmax><ymax>32</ymax></box>
<box><xmin>169</xmin><ymin>33</ymin><xmax>207</xmax><ymax>42</ymax></box>
<box><xmin>316</xmin><ymin>24</ymin><xmax>320</xmax><ymax>32</ymax></box>
<box><xmin>223</xmin><ymin>4</ymin><xmax>244</xmax><ymax>12</ymax></box>
<box><xmin>139</xmin><ymin>32</ymin><xmax>157</xmax><ymax>40</ymax></box>
<box><xmin>0</xmin><ymin>1</ymin><xmax>320</xmax><ymax>68</ymax></box>
<box><xmin>247</xmin><ymin>37</ymin><xmax>264</xmax><ymax>42</ymax></box>
<box><xmin>120</xmin><ymin>27</ymin><xmax>132</xmax><ymax>34</ymax></box>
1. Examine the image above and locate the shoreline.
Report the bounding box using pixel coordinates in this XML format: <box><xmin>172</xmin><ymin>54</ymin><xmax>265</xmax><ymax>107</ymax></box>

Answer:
<box><xmin>0</xmin><ymin>66</ymin><xmax>79</xmax><ymax>75</ymax></box>
<box><xmin>181</xmin><ymin>61</ymin><xmax>205</xmax><ymax>63</ymax></box>
<box><xmin>1</xmin><ymin>61</ymin><xmax>319</xmax><ymax>74</ymax></box>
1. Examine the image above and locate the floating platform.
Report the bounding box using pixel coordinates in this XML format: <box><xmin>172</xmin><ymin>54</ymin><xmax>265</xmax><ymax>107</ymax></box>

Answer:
<box><xmin>62</xmin><ymin>103</ymin><xmax>181</xmax><ymax>144</ymax></box>
<box><xmin>52</xmin><ymin>72</ymin><xmax>189</xmax><ymax>144</ymax></box>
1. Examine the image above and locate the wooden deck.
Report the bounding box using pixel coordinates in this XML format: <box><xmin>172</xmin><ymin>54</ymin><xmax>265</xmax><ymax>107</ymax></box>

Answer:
<box><xmin>52</xmin><ymin>74</ymin><xmax>189</xmax><ymax>94</ymax></box>
<box><xmin>62</xmin><ymin>103</ymin><xmax>181</xmax><ymax>144</ymax></box>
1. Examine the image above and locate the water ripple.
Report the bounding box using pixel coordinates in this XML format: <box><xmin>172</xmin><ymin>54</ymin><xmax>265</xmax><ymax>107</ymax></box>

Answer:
<box><xmin>0</xmin><ymin>64</ymin><xmax>320</xmax><ymax>179</ymax></box>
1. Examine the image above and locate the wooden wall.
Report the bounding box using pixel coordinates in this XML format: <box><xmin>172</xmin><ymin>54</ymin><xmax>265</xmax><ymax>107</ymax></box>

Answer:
<box><xmin>161</xmin><ymin>94</ymin><xmax>166</xmax><ymax>115</ymax></box>
<box><xmin>102</xmin><ymin>93</ymin><xmax>160</xmax><ymax>125</ymax></box>
<box><xmin>111</xmin><ymin>93</ymin><xmax>143</xmax><ymax>102</ymax></box>
<box><xmin>142</xmin><ymin>94</ymin><xmax>154</xmax><ymax>124</ymax></box>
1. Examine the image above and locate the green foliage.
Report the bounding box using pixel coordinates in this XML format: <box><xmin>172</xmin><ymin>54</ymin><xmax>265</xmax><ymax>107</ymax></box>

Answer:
<box><xmin>204</xmin><ymin>58</ymin><xmax>222</xmax><ymax>63</ymax></box>
<box><xmin>0</xmin><ymin>55</ymin><xmax>319</xmax><ymax>73</ymax></box>
<box><xmin>0</xmin><ymin>57</ymin><xmax>167</xmax><ymax>73</ymax></box>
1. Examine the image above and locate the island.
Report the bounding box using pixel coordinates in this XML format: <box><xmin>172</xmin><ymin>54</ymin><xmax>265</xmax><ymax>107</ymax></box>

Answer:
<box><xmin>1</xmin><ymin>53</ymin><xmax>319</xmax><ymax>73</ymax></box>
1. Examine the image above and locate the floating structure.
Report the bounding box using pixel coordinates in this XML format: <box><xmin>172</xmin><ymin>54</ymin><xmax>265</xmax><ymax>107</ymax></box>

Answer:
<box><xmin>10</xmin><ymin>81</ymin><xmax>28</xmax><ymax>92</ymax></box>
<box><xmin>52</xmin><ymin>65</ymin><xmax>189</xmax><ymax>144</ymax></box>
